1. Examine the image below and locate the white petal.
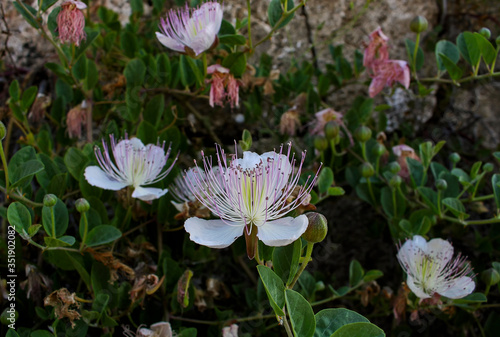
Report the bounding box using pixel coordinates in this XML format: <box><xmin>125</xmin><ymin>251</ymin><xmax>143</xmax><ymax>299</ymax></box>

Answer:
<box><xmin>426</xmin><ymin>238</ymin><xmax>453</xmax><ymax>264</ymax></box>
<box><xmin>156</xmin><ymin>32</ymin><xmax>186</xmax><ymax>53</ymax></box>
<box><xmin>190</xmin><ymin>27</ymin><xmax>218</xmax><ymax>56</ymax></box>
<box><xmin>132</xmin><ymin>186</ymin><xmax>168</xmax><ymax>201</ymax></box>
<box><xmin>406</xmin><ymin>275</ymin><xmax>432</xmax><ymax>299</ymax></box>
<box><xmin>129</xmin><ymin>137</ymin><xmax>145</xmax><ymax>150</ymax></box>
<box><xmin>184</xmin><ymin>218</ymin><xmax>245</xmax><ymax>248</ymax></box>
<box><xmin>257</xmin><ymin>215</ymin><xmax>308</xmax><ymax>246</ymax></box>
<box><xmin>234</xmin><ymin>151</ymin><xmax>262</xmax><ymax>170</ymax></box>
<box><xmin>84</xmin><ymin>166</ymin><xmax>128</xmax><ymax>190</ymax></box>
<box><xmin>438</xmin><ymin>276</ymin><xmax>475</xmax><ymax>299</ymax></box>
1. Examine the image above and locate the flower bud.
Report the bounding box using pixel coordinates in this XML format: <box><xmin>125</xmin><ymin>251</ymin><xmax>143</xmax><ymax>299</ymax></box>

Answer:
<box><xmin>354</xmin><ymin>126</ymin><xmax>372</xmax><ymax>143</ymax></box>
<box><xmin>0</xmin><ymin>121</ymin><xmax>5</xmax><ymax>140</ymax></box>
<box><xmin>314</xmin><ymin>135</ymin><xmax>329</xmax><ymax>152</ymax></box>
<box><xmin>75</xmin><ymin>198</ymin><xmax>90</xmax><ymax>213</ymax></box>
<box><xmin>372</xmin><ymin>143</ymin><xmax>386</xmax><ymax>158</ymax></box>
<box><xmin>435</xmin><ymin>179</ymin><xmax>447</xmax><ymax>191</ymax></box>
<box><xmin>410</xmin><ymin>16</ymin><xmax>428</xmax><ymax>33</ymax></box>
<box><xmin>361</xmin><ymin>163</ymin><xmax>375</xmax><ymax>178</ymax></box>
<box><xmin>43</xmin><ymin>194</ymin><xmax>58</xmax><ymax>207</ymax></box>
<box><xmin>324</xmin><ymin>121</ymin><xmax>340</xmax><ymax>140</ymax></box>
<box><xmin>389</xmin><ymin>175</ymin><xmax>402</xmax><ymax>188</ymax></box>
<box><xmin>449</xmin><ymin>153</ymin><xmax>461</xmax><ymax>164</ymax></box>
<box><xmin>315</xmin><ymin>281</ymin><xmax>326</xmax><ymax>292</ymax></box>
<box><xmin>302</xmin><ymin>212</ymin><xmax>328</xmax><ymax>243</ymax></box>
<box><xmin>483</xmin><ymin>163</ymin><xmax>494</xmax><ymax>173</ymax></box>
<box><xmin>478</xmin><ymin>28</ymin><xmax>491</xmax><ymax>39</ymax></box>
<box><xmin>481</xmin><ymin>268</ymin><xmax>500</xmax><ymax>286</ymax></box>
<box><xmin>388</xmin><ymin>162</ymin><xmax>401</xmax><ymax>174</ymax></box>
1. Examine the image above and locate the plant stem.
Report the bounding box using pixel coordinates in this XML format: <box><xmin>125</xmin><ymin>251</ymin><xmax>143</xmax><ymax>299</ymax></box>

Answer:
<box><xmin>288</xmin><ymin>242</ymin><xmax>314</xmax><ymax>288</ymax></box>
<box><xmin>283</xmin><ymin>309</ymin><xmax>294</xmax><ymax>337</ymax></box>
<box><xmin>412</xmin><ymin>32</ymin><xmax>421</xmax><ymax>80</ymax></box>
<box><xmin>246</xmin><ymin>0</ymin><xmax>253</xmax><ymax>51</ymax></box>
<box><xmin>79</xmin><ymin>212</ymin><xmax>88</xmax><ymax>251</ymax></box>
<box><xmin>0</xmin><ymin>186</ymin><xmax>44</xmax><ymax>208</ymax></box>
<box><xmin>0</xmin><ymin>140</ymin><xmax>9</xmax><ymax>191</ymax></box>
<box><xmin>50</xmin><ymin>206</ymin><xmax>56</xmax><ymax>238</ymax></box>
<box><xmin>420</xmin><ymin>71</ymin><xmax>500</xmax><ymax>85</ymax></box>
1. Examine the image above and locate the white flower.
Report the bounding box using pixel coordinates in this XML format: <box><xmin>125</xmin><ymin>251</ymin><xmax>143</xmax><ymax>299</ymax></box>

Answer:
<box><xmin>156</xmin><ymin>1</ymin><xmax>223</xmax><ymax>56</ymax></box>
<box><xmin>84</xmin><ymin>135</ymin><xmax>177</xmax><ymax>201</ymax></box>
<box><xmin>183</xmin><ymin>143</ymin><xmax>319</xmax><ymax>254</ymax></box>
<box><xmin>397</xmin><ymin>235</ymin><xmax>475</xmax><ymax>299</ymax></box>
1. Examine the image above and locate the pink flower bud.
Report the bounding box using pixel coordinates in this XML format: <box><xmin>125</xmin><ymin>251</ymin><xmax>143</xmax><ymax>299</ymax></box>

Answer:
<box><xmin>57</xmin><ymin>1</ymin><xmax>87</xmax><ymax>46</ymax></box>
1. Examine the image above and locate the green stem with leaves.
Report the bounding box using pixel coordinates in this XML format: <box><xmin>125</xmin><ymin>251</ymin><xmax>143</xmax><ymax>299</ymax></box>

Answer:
<box><xmin>412</xmin><ymin>32</ymin><xmax>421</xmax><ymax>79</ymax></box>
<box><xmin>288</xmin><ymin>242</ymin><xmax>314</xmax><ymax>289</ymax></box>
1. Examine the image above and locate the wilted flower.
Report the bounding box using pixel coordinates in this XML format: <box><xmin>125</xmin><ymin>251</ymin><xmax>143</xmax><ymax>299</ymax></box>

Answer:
<box><xmin>206</xmin><ymin>64</ymin><xmax>240</xmax><ymax>108</ymax></box>
<box><xmin>397</xmin><ymin>235</ymin><xmax>475</xmax><ymax>299</ymax></box>
<box><xmin>279</xmin><ymin>109</ymin><xmax>301</xmax><ymax>136</ymax></box>
<box><xmin>57</xmin><ymin>0</ymin><xmax>87</xmax><ymax>46</ymax></box>
<box><xmin>222</xmin><ymin>324</ymin><xmax>239</xmax><ymax>337</ymax></box>
<box><xmin>392</xmin><ymin>144</ymin><xmax>420</xmax><ymax>180</ymax></box>
<box><xmin>184</xmin><ymin>144</ymin><xmax>320</xmax><ymax>259</ymax></box>
<box><xmin>66</xmin><ymin>101</ymin><xmax>87</xmax><ymax>139</ymax></box>
<box><xmin>44</xmin><ymin>288</ymin><xmax>81</xmax><ymax>328</ymax></box>
<box><xmin>363</xmin><ymin>27</ymin><xmax>389</xmax><ymax>69</ymax></box>
<box><xmin>310</xmin><ymin>108</ymin><xmax>353</xmax><ymax>145</ymax></box>
<box><xmin>368</xmin><ymin>60</ymin><xmax>410</xmax><ymax>98</ymax></box>
<box><xmin>84</xmin><ymin>135</ymin><xmax>177</xmax><ymax>201</ymax></box>
<box><xmin>156</xmin><ymin>1</ymin><xmax>223</xmax><ymax>56</ymax></box>
<box><xmin>28</xmin><ymin>93</ymin><xmax>51</xmax><ymax>123</ymax></box>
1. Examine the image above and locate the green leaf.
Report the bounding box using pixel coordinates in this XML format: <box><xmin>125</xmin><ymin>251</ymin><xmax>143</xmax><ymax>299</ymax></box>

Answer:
<box><xmin>9</xmin><ymin>80</ymin><xmax>20</xmax><ymax>101</ymax></box>
<box><xmin>318</xmin><ymin>167</ymin><xmax>334</xmax><ymax>194</ymax></box>
<box><xmin>405</xmin><ymin>39</ymin><xmax>424</xmax><ymax>71</ymax></box>
<box><xmin>30</xmin><ymin>331</ymin><xmax>54</xmax><ymax>337</ymax></box>
<box><xmin>121</xmin><ymin>31</ymin><xmax>139</xmax><ymax>58</ymax></box>
<box><xmin>268</xmin><ymin>0</ymin><xmax>295</xmax><ymax>29</ymax></box>
<box><xmin>363</xmin><ymin>270</ymin><xmax>383</xmax><ymax>282</ymax></box>
<box><xmin>285</xmin><ymin>289</ymin><xmax>316</xmax><ymax>337</ymax></box>
<box><xmin>9</xmin><ymin>159</ymin><xmax>45</xmax><ymax>188</ymax></box>
<box><xmin>179</xmin><ymin>55</ymin><xmax>196</xmax><ymax>87</ymax></box>
<box><xmin>219</xmin><ymin>34</ymin><xmax>247</xmax><ymax>46</ymax></box>
<box><xmin>442</xmin><ymin>198</ymin><xmax>469</xmax><ymax>220</ymax></box>
<box><xmin>84</xmin><ymin>59</ymin><xmax>99</xmax><ymax>91</ymax></box>
<box><xmin>8</xmin><ymin>146</ymin><xmax>42</xmax><ymax>186</ymax></box>
<box><xmin>256</xmin><ymin>265</ymin><xmax>285</xmax><ymax>316</ymax></box>
<box><xmin>7</xmin><ymin>202</ymin><xmax>31</xmax><ymax>237</ymax></box>
<box><xmin>349</xmin><ymin>260</ymin><xmax>364</xmax><ymax>287</ymax></box>
<box><xmin>331</xmin><ymin>322</ymin><xmax>385</xmax><ymax>337</ymax></box>
<box><xmin>85</xmin><ymin>225</ymin><xmax>122</xmax><ymax>247</ymax></box>
<box><xmin>492</xmin><ymin>174</ymin><xmax>500</xmax><ymax>210</ymax></box>
<box><xmin>439</xmin><ymin>53</ymin><xmax>463</xmax><ymax>80</ymax></box>
<box><xmin>453</xmin><ymin>292</ymin><xmax>487</xmax><ymax>303</ymax></box>
<box><xmin>417</xmin><ymin>187</ymin><xmax>439</xmax><ymax>214</ymax></box>
<box><xmin>64</xmin><ymin>147</ymin><xmax>89</xmax><ymax>180</ymax></box>
<box><xmin>222</xmin><ymin>52</ymin><xmax>247</xmax><ymax>77</ymax></box>
<box><xmin>46</xmin><ymin>62</ymin><xmax>74</xmax><ymax>84</ymax></box>
<box><xmin>6</xmin><ymin>329</ymin><xmax>21</xmax><ymax>337</ymax></box>
<box><xmin>408</xmin><ymin>157</ymin><xmax>426</xmax><ymax>187</ymax></box>
<box><xmin>219</xmin><ymin>19</ymin><xmax>236</xmax><ymax>35</ymax></box>
<box><xmin>273</xmin><ymin>240</ymin><xmax>302</xmax><ymax>285</ymax></box>
<box><xmin>72</xmin><ymin>55</ymin><xmax>87</xmax><ymax>80</ymax></box>
<box><xmin>42</xmin><ymin>198</ymin><xmax>69</xmax><ymax>237</ymax></box>
<box><xmin>124</xmin><ymin>58</ymin><xmax>146</xmax><ymax>88</ymax></box>
<box><xmin>457</xmin><ymin>32</ymin><xmax>480</xmax><ymax>66</ymax></box>
<box><xmin>328</xmin><ymin>187</ymin><xmax>345</xmax><ymax>196</ymax></box>
<box><xmin>44</xmin><ymin>235</ymin><xmax>76</xmax><ymax>247</ymax></box>
<box><xmin>474</xmin><ymin>32</ymin><xmax>497</xmax><ymax>66</ymax></box>
<box><xmin>41</xmin><ymin>0</ymin><xmax>58</xmax><ymax>12</ymax></box>
<box><xmin>144</xmin><ymin>95</ymin><xmax>164</xmax><ymax>127</ymax></box>
<box><xmin>435</xmin><ymin>40</ymin><xmax>460</xmax><ymax>71</ymax></box>
<box><xmin>156</xmin><ymin>53</ymin><xmax>171</xmax><ymax>86</ymax></box>
<box><xmin>47</xmin><ymin>173</ymin><xmax>67</xmax><ymax>198</ymax></box>
<box><xmin>314</xmin><ymin>308</ymin><xmax>369</xmax><ymax>337</ymax></box>
<box><xmin>130</xmin><ymin>0</ymin><xmax>143</xmax><ymax>13</ymax></box>
<box><xmin>13</xmin><ymin>1</ymin><xmax>39</xmax><ymax>29</ymax></box>
<box><xmin>47</xmin><ymin>7</ymin><xmax>60</xmax><ymax>37</ymax></box>
<box><xmin>21</xmin><ymin>86</ymin><xmax>38</xmax><ymax>111</ymax></box>
<box><xmin>137</xmin><ymin>120</ymin><xmax>158</xmax><ymax>145</ymax></box>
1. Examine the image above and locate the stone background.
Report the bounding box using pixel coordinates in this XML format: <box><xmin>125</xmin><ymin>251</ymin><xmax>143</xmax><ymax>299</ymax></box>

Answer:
<box><xmin>2</xmin><ymin>0</ymin><xmax>500</xmax><ymax>147</ymax></box>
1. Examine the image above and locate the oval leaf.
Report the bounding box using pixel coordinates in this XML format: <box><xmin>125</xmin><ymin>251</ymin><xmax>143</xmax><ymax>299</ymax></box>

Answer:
<box><xmin>285</xmin><ymin>289</ymin><xmax>316</xmax><ymax>337</ymax></box>
<box><xmin>85</xmin><ymin>225</ymin><xmax>122</xmax><ymax>247</ymax></box>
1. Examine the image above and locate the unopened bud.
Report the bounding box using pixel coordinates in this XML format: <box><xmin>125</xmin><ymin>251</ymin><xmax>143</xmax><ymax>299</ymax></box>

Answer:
<box><xmin>390</xmin><ymin>175</ymin><xmax>402</xmax><ymax>188</ymax></box>
<box><xmin>483</xmin><ymin>163</ymin><xmax>494</xmax><ymax>173</ymax></box>
<box><xmin>0</xmin><ymin>121</ymin><xmax>5</xmax><ymax>140</ymax></box>
<box><xmin>481</xmin><ymin>268</ymin><xmax>500</xmax><ymax>286</ymax></box>
<box><xmin>43</xmin><ymin>194</ymin><xmax>57</xmax><ymax>207</ymax></box>
<box><xmin>361</xmin><ymin>163</ymin><xmax>375</xmax><ymax>178</ymax></box>
<box><xmin>388</xmin><ymin>162</ymin><xmax>401</xmax><ymax>174</ymax></box>
<box><xmin>75</xmin><ymin>198</ymin><xmax>90</xmax><ymax>213</ymax></box>
<box><xmin>314</xmin><ymin>136</ymin><xmax>329</xmax><ymax>152</ymax></box>
<box><xmin>354</xmin><ymin>126</ymin><xmax>372</xmax><ymax>143</ymax></box>
<box><xmin>435</xmin><ymin>179</ymin><xmax>447</xmax><ymax>191</ymax></box>
<box><xmin>372</xmin><ymin>143</ymin><xmax>386</xmax><ymax>158</ymax></box>
<box><xmin>410</xmin><ymin>16</ymin><xmax>428</xmax><ymax>33</ymax></box>
<box><xmin>479</xmin><ymin>28</ymin><xmax>491</xmax><ymax>39</ymax></box>
<box><xmin>449</xmin><ymin>153</ymin><xmax>461</xmax><ymax>164</ymax></box>
<box><xmin>324</xmin><ymin>121</ymin><xmax>340</xmax><ymax>140</ymax></box>
<box><xmin>302</xmin><ymin>212</ymin><xmax>328</xmax><ymax>243</ymax></box>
